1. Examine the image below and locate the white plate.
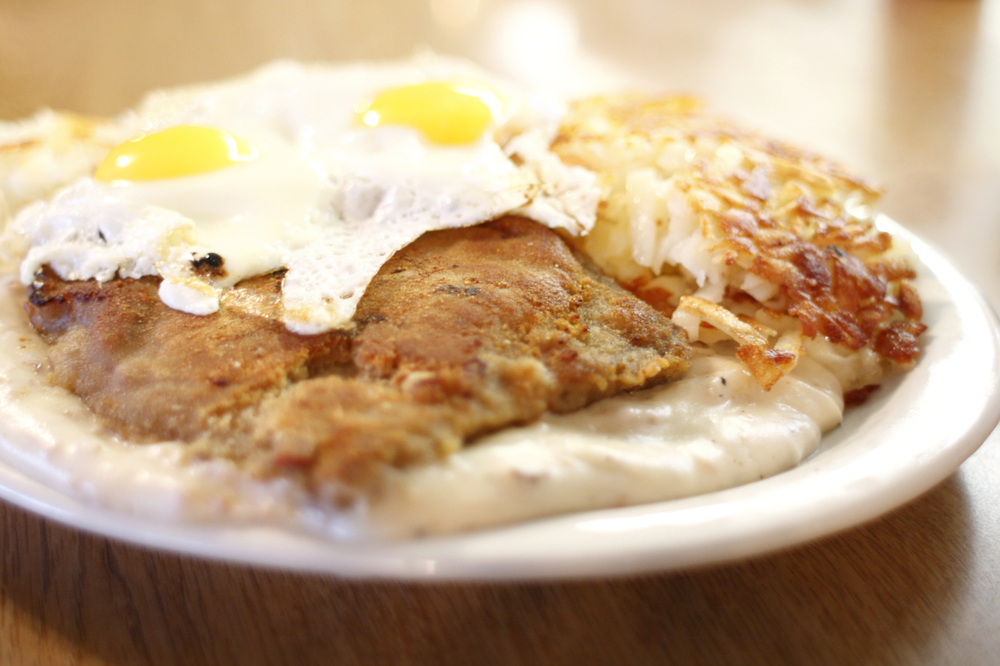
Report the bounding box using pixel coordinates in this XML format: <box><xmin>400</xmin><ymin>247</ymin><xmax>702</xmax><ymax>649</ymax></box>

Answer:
<box><xmin>0</xmin><ymin>218</ymin><xmax>997</xmax><ymax>580</ymax></box>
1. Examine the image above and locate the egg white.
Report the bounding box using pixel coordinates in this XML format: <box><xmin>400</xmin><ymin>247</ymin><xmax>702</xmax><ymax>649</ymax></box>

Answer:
<box><xmin>12</xmin><ymin>56</ymin><xmax>600</xmax><ymax>332</ymax></box>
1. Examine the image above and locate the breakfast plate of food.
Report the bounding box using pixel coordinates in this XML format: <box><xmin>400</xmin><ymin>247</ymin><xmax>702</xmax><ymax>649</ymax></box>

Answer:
<box><xmin>1</xmin><ymin>54</ymin><xmax>997</xmax><ymax>579</ymax></box>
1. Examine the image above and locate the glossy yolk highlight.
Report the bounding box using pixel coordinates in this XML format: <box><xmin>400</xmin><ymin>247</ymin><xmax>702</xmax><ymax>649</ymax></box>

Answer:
<box><xmin>356</xmin><ymin>81</ymin><xmax>502</xmax><ymax>145</ymax></box>
<box><xmin>95</xmin><ymin>126</ymin><xmax>257</xmax><ymax>182</ymax></box>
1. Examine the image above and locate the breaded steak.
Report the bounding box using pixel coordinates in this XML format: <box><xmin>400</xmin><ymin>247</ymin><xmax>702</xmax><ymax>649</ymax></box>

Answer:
<box><xmin>25</xmin><ymin>216</ymin><xmax>690</xmax><ymax>491</ymax></box>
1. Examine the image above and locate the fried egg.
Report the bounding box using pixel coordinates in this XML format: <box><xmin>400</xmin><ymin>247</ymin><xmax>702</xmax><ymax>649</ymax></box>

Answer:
<box><xmin>11</xmin><ymin>56</ymin><xmax>600</xmax><ymax>332</ymax></box>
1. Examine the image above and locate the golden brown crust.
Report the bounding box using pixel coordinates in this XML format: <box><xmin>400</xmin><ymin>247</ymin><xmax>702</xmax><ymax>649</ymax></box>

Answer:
<box><xmin>25</xmin><ymin>217</ymin><xmax>691</xmax><ymax>490</ymax></box>
<box><xmin>553</xmin><ymin>94</ymin><xmax>879</xmax><ymax>195</ymax></box>
<box><xmin>724</xmin><ymin>211</ymin><xmax>926</xmax><ymax>364</ymax></box>
<box><xmin>553</xmin><ymin>94</ymin><xmax>925</xmax><ymax>388</ymax></box>
<box><xmin>26</xmin><ymin>268</ymin><xmax>349</xmax><ymax>444</ymax></box>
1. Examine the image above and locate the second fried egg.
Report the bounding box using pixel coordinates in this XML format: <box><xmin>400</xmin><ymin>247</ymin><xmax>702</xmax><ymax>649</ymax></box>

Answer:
<box><xmin>13</xmin><ymin>55</ymin><xmax>600</xmax><ymax>332</ymax></box>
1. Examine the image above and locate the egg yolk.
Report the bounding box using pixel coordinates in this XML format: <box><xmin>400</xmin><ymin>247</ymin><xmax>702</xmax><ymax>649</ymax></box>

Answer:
<box><xmin>95</xmin><ymin>126</ymin><xmax>257</xmax><ymax>182</ymax></box>
<box><xmin>355</xmin><ymin>81</ymin><xmax>502</xmax><ymax>145</ymax></box>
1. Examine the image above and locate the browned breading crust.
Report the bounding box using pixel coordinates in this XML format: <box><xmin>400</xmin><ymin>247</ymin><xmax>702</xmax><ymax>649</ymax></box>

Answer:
<box><xmin>25</xmin><ymin>216</ymin><xmax>691</xmax><ymax>490</ymax></box>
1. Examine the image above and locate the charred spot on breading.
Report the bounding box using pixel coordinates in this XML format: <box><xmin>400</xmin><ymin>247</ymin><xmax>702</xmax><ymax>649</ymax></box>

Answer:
<box><xmin>192</xmin><ymin>252</ymin><xmax>227</xmax><ymax>278</ymax></box>
<box><xmin>434</xmin><ymin>285</ymin><xmax>480</xmax><ymax>296</ymax></box>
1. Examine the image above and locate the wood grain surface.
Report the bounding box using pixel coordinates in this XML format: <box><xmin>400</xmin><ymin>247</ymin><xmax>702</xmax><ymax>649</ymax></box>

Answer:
<box><xmin>2</xmin><ymin>1</ymin><xmax>999</xmax><ymax>664</ymax></box>
<box><xmin>2</xmin><ymin>464</ymin><xmax>996</xmax><ymax>666</ymax></box>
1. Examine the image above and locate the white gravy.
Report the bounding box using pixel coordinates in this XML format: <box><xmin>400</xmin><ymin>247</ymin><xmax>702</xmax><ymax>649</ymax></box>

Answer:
<box><xmin>0</xmin><ymin>274</ymin><xmax>843</xmax><ymax>540</ymax></box>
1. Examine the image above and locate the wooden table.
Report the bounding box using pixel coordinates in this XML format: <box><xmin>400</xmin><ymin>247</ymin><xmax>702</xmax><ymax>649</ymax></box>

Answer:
<box><xmin>2</xmin><ymin>1</ymin><xmax>998</xmax><ymax>663</ymax></box>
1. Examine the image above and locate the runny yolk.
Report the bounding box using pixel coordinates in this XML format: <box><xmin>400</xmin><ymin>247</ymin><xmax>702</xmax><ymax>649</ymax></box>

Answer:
<box><xmin>95</xmin><ymin>126</ymin><xmax>257</xmax><ymax>182</ymax></box>
<box><xmin>355</xmin><ymin>81</ymin><xmax>502</xmax><ymax>145</ymax></box>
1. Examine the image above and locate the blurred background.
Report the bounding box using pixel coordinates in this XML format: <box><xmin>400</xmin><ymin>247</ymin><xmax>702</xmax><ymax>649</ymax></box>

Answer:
<box><xmin>1</xmin><ymin>0</ymin><xmax>999</xmax><ymax>305</ymax></box>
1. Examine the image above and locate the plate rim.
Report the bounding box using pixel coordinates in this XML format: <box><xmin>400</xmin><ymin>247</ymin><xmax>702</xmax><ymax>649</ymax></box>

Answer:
<box><xmin>0</xmin><ymin>217</ymin><xmax>997</xmax><ymax>580</ymax></box>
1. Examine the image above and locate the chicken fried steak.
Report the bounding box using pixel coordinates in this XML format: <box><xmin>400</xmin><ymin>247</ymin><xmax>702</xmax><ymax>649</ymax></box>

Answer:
<box><xmin>25</xmin><ymin>216</ymin><xmax>691</xmax><ymax>490</ymax></box>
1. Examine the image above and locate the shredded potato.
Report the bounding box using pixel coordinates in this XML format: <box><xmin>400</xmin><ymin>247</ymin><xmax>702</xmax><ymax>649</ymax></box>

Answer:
<box><xmin>553</xmin><ymin>94</ymin><xmax>925</xmax><ymax>392</ymax></box>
